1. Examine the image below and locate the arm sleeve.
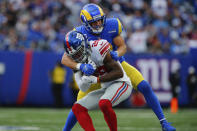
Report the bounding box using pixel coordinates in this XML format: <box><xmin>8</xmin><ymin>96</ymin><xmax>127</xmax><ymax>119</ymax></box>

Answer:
<box><xmin>111</xmin><ymin>18</ymin><xmax>123</xmax><ymax>38</ymax></box>
<box><xmin>74</xmin><ymin>72</ymin><xmax>91</xmax><ymax>92</ymax></box>
<box><xmin>117</xmin><ymin>18</ymin><xmax>123</xmax><ymax>35</ymax></box>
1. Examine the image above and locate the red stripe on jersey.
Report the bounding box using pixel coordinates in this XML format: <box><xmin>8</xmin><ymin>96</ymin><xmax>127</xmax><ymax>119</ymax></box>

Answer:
<box><xmin>100</xmin><ymin>43</ymin><xmax>110</xmax><ymax>56</ymax></box>
<box><xmin>99</xmin><ymin>41</ymin><xmax>108</xmax><ymax>51</ymax></box>
<box><xmin>66</xmin><ymin>33</ymin><xmax>72</xmax><ymax>51</ymax></box>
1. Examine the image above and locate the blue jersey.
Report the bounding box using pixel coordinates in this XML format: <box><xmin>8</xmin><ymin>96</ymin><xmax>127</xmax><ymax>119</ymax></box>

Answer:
<box><xmin>74</xmin><ymin>18</ymin><xmax>123</xmax><ymax>51</ymax></box>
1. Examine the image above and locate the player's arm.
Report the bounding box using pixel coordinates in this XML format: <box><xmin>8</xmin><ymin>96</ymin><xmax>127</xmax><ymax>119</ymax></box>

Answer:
<box><xmin>113</xmin><ymin>35</ymin><xmax>127</xmax><ymax>57</ymax></box>
<box><xmin>61</xmin><ymin>52</ymin><xmax>78</xmax><ymax>70</ymax></box>
<box><xmin>61</xmin><ymin>52</ymin><xmax>95</xmax><ymax>76</ymax></box>
<box><xmin>81</xmin><ymin>51</ymin><xmax>123</xmax><ymax>84</ymax></box>
<box><xmin>110</xmin><ymin>19</ymin><xmax>127</xmax><ymax>60</ymax></box>
<box><xmin>99</xmin><ymin>51</ymin><xmax>123</xmax><ymax>82</ymax></box>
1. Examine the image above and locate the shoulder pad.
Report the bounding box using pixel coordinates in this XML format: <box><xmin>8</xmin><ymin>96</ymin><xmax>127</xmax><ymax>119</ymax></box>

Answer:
<box><xmin>105</xmin><ymin>18</ymin><xmax>123</xmax><ymax>35</ymax></box>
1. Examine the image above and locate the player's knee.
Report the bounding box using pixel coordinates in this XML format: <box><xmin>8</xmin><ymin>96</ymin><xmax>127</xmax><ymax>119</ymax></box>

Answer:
<box><xmin>99</xmin><ymin>99</ymin><xmax>112</xmax><ymax>111</ymax></box>
<box><xmin>72</xmin><ymin>103</ymin><xmax>87</xmax><ymax>114</ymax></box>
<box><xmin>137</xmin><ymin>80</ymin><xmax>152</xmax><ymax>94</ymax></box>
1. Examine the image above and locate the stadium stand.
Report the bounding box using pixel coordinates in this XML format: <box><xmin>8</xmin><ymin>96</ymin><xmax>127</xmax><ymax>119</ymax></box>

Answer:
<box><xmin>0</xmin><ymin>0</ymin><xmax>196</xmax><ymax>54</ymax></box>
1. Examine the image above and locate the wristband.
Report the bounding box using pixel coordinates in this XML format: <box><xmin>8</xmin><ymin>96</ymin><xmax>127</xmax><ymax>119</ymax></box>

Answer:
<box><xmin>97</xmin><ymin>77</ymin><xmax>100</xmax><ymax>83</ymax></box>
<box><xmin>76</xmin><ymin>63</ymin><xmax>81</xmax><ymax>70</ymax></box>
<box><xmin>115</xmin><ymin>51</ymin><xmax>119</xmax><ymax>57</ymax></box>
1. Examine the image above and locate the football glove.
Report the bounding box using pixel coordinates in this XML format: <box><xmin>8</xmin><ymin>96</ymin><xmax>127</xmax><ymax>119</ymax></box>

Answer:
<box><xmin>74</xmin><ymin>71</ymin><xmax>92</xmax><ymax>92</ymax></box>
<box><xmin>82</xmin><ymin>75</ymin><xmax>98</xmax><ymax>84</ymax></box>
<box><xmin>110</xmin><ymin>51</ymin><xmax>119</xmax><ymax>61</ymax></box>
<box><xmin>78</xmin><ymin>63</ymin><xmax>95</xmax><ymax>76</ymax></box>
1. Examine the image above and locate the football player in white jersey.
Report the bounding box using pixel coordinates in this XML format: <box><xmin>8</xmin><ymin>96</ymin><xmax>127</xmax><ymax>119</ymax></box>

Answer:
<box><xmin>64</xmin><ymin>30</ymin><xmax>132</xmax><ymax>131</ymax></box>
<box><xmin>62</xmin><ymin>4</ymin><xmax>176</xmax><ymax>131</ymax></box>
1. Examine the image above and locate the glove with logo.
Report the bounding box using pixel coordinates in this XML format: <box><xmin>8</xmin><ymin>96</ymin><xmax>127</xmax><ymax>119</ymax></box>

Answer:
<box><xmin>82</xmin><ymin>75</ymin><xmax>99</xmax><ymax>84</ymax></box>
<box><xmin>76</xmin><ymin>63</ymin><xmax>95</xmax><ymax>76</ymax></box>
<box><xmin>76</xmin><ymin>58</ymin><xmax>96</xmax><ymax>76</ymax></box>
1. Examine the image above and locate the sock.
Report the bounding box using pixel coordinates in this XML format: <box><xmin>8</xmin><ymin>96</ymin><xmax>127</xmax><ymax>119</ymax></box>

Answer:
<box><xmin>99</xmin><ymin>99</ymin><xmax>117</xmax><ymax>131</ymax></box>
<box><xmin>137</xmin><ymin>80</ymin><xmax>165</xmax><ymax>122</ymax></box>
<box><xmin>72</xmin><ymin>104</ymin><xmax>95</xmax><ymax>131</ymax></box>
<box><xmin>62</xmin><ymin>109</ymin><xmax>77</xmax><ymax>131</ymax></box>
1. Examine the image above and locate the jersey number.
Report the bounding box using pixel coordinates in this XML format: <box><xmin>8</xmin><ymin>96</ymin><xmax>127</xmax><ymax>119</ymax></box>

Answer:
<box><xmin>92</xmin><ymin>40</ymin><xmax>99</xmax><ymax>47</ymax></box>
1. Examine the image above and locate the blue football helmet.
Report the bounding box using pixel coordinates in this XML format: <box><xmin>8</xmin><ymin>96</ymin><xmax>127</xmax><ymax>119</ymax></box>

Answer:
<box><xmin>80</xmin><ymin>3</ymin><xmax>106</xmax><ymax>34</ymax></box>
<box><xmin>64</xmin><ymin>31</ymin><xmax>89</xmax><ymax>63</ymax></box>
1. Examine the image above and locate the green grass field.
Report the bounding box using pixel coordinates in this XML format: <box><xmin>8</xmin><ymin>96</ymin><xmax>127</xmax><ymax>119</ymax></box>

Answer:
<box><xmin>0</xmin><ymin>108</ymin><xmax>197</xmax><ymax>131</ymax></box>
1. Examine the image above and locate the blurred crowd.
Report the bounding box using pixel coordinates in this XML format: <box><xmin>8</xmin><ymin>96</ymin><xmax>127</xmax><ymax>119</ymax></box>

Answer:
<box><xmin>0</xmin><ymin>0</ymin><xmax>197</xmax><ymax>54</ymax></box>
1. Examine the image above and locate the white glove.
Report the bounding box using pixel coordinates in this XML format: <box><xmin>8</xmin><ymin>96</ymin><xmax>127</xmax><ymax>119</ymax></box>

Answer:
<box><xmin>74</xmin><ymin>71</ymin><xmax>91</xmax><ymax>92</ymax></box>
<box><xmin>82</xmin><ymin>75</ymin><xmax>98</xmax><ymax>84</ymax></box>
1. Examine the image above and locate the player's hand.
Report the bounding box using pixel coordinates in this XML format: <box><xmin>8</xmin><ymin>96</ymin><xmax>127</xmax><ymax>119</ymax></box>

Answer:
<box><xmin>110</xmin><ymin>51</ymin><xmax>119</xmax><ymax>61</ymax></box>
<box><xmin>88</xmin><ymin>58</ymin><xmax>97</xmax><ymax>70</ymax></box>
<box><xmin>82</xmin><ymin>76</ymin><xmax>98</xmax><ymax>84</ymax></box>
<box><xmin>80</xmin><ymin>64</ymin><xmax>95</xmax><ymax>76</ymax></box>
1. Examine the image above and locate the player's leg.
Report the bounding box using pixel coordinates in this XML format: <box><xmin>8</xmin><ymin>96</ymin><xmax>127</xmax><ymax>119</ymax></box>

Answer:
<box><xmin>137</xmin><ymin>81</ymin><xmax>175</xmax><ymax>131</ymax></box>
<box><xmin>72</xmin><ymin>103</ymin><xmax>95</xmax><ymax>131</ymax></box>
<box><xmin>62</xmin><ymin>109</ymin><xmax>77</xmax><ymax>131</ymax></box>
<box><xmin>73</xmin><ymin>88</ymin><xmax>104</xmax><ymax>131</ymax></box>
<box><xmin>62</xmin><ymin>91</ymin><xmax>86</xmax><ymax>131</ymax></box>
<box><xmin>121</xmin><ymin>61</ymin><xmax>166</xmax><ymax>120</ymax></box>
<box><xmin>99</xmin><ymin>99</ymin><xmax>117</xmax><ymax>131</ymax></box>
<box><xmin>121</xmin><ymin>61</ymin><xmax>176</xmax><ymax>131</ymax></box>
<box><xmin>63</xmin><ymin>83</ymin><xmax>101</xmax><ymax>131</ymax></box>
<box><xmin>62</xmin><ymin>91</ymin><xmax>84</xmax><ymax>131</ymax></box>
<box><xmin>100</xmin><ymin>82</ymin><xmax>132</xmax><ymax>131</ymax></box>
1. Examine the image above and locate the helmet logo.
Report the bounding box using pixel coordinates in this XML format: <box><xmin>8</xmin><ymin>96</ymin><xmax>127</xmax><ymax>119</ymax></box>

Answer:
<box><xmin>92</xmin><ymin>15</ymin><xmax>102</xmax><ymax>21</ymax></box>
<box><xmin>76</xmin><ymin>33</ymin><xmax>84</xmax><ymax>41</ymax></box>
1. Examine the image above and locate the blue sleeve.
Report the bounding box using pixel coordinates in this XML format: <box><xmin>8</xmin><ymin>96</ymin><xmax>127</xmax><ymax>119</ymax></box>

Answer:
<box><xmin>108</xmin><ymin>18</ymin><xmax>123</xmax><ymax>38</ymax></box>
<box><xmin>74</xmin><ymin>26</ymin><xmax>82</xmax><ymax>32</ymax></box>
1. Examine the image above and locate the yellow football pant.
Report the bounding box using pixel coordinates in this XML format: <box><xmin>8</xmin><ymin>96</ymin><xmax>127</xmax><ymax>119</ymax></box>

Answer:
<box><xmin>77</xmin><ymin>61</ymin><xmax>144</xmax><ymax>100</ymax></box>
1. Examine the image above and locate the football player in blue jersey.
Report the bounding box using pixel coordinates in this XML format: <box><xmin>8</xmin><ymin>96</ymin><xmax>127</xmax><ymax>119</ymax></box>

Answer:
<box><xmin>61</xmin><ymin>3</ymin><xmax>176</xmax><ymax>131</ymax></box>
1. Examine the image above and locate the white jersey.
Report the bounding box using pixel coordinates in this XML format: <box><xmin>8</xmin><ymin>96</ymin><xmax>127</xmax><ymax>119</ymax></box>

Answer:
<box><xmin>75</xmin><ymin>39</ymin><xmax>133</xmax><ymax>109</ymax></box>
<box><xmin>89</xmin><ymin>39</ymin><xmax>131</xmax><ymax>88</ymax></box>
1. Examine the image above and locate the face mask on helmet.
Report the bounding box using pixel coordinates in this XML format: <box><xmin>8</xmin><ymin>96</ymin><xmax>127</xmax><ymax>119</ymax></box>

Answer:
<box><xmin>80</xmin><ymin>4</ymin><xmax>106</xmax><ymax>34</ymax></box>
<box><xmin>64</xmin><ymin>31</ymin><xmax>89</xmax><ymax>63</ymax></box>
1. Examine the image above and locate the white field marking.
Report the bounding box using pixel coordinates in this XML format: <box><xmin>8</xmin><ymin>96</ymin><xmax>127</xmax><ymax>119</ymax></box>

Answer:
<box><xmin>0</xmin><ymin>115</ymin><xmax>13</xmax><ymax>118</ymax></box>
<box><xmin>25</xmin><ymin>119</ymin><xmax>60</xmax><ymax>123</ymax></box>
<box><xmin>0</xmin><ymin>119</ymin><xmax>54</xmax><ymax>123</ymax></box>
<box><xmin>74</xmin><ymin>126</ymin><xmax>161</xmax><ymax>131</ymax></box>
<box><xmin>0</xmin><ymin>126</ymin><xmax>40</xmax><ymax>131</ymax></box>
<box><xmin>74</xmin><ymin>126</ymin><xmax>196</xmax><ymax>131</ymax></box>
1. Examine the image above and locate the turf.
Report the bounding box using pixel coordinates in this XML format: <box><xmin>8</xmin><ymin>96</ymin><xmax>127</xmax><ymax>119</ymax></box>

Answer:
<box><xmin>0</xmin><ymin>108</ymin><xmax>197</xmax><ymax>131</ymax></box>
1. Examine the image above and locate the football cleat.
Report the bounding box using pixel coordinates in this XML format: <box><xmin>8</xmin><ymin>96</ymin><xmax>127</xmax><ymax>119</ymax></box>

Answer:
<box><xmin>162</xmin><ymin>121</ymin><xmax>176</xmax><ymax>131</ymax></box>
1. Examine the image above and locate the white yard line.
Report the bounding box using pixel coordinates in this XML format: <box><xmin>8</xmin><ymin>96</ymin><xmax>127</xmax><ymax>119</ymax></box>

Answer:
<box><xmin>0</xmin><ymin>126</ymin><xmax>40</xmax><ymax>131</ymax></box>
